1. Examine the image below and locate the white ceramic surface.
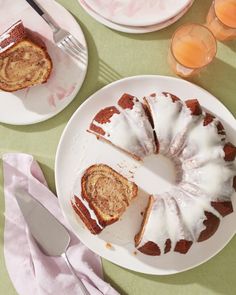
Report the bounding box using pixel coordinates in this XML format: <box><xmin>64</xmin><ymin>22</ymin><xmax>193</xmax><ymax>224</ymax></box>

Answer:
<box><xmin>83</xmin><ymin>0</ymin><xmax>192</xmax><ymax>27</ymax></box>
<box><xmin>55</xmin><ymin>75</ymin><xmax>236</xmax><ymax>275</ymax></box>
<box><xmin>0</xmin><ymin>0</ymin><xmax>87</xmax><ymax>125</ymax></box>
<box><xmin>79</xmin><ymin>0</ymin><xmax>194</xmax><ymax>34</ymax></box>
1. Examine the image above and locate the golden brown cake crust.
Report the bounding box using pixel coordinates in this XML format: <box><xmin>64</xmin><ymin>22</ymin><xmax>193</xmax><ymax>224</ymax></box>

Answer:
<box><xmin>138</xmin><ymin>241</ymin><xmax>161</xmax><ymax>256</ymax></box>
<box><xmin>223</xmin><ymin>142</ymin><xmax>236</xmax><ymax>161</ymax></box>
<box><xmin>89</xmin><ymin>106</ymin><xmax>119</xmax><ymax>136</ymax></box>
<box><xmin>118</xmin><ymin>93</ymin><xmax>135</xmax><ymax>109</ymax></box>
<box><xmin>197</xmin><ymin>212</ymin><xmax>220</xmax><ymax>242</ymax></box>
<box><xmin>0</xmin><ymin>20</ymin><xmax>52</xmax><ymax>92</ymax></box>
<box><xmin>134</xmin><ymin>195</ymin><xmax>154</xmax><ymax>248</ymax></box>
<box><xmin>71</xmin><ymin>196</ymin><xmax>103</xmax><ymax>234</ymax></box>
<box><xmin>185</xmin><ymin>99</ymin><xmax>202</xmax><ymax>115</ymax></box>
<box><xmin>211</xmin><ymin>201</ymin><xmax>233</xmax><ymax>217</ymax></box>
<box><xmin>72</xmin><ymin>164</ymin><xmax>138</xmax><ymax>234</ymax></box>
<box><xmin>203</xmin><ymin>113</ymin><xmax>226</xmax><ymax>136</ymax></box>
<box><xmin>0</xmin><ymin>20</ymin><xmax>26</xmax><ymax>50</ymax></box>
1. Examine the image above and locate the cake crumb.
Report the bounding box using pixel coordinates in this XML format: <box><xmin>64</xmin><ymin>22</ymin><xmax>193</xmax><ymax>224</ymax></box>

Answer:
<box><xmin>105</xmin><ymin>242</ymin><xmax>113</xmax><ymax>249</ymax></box>
<box><xmin>140</xmin><ymin>211</ymin><xmax>144</xmax><ymax>216</ymax></box>
<box><xmin>133</xmin><ymin>251</ymin><xmax>138</xmax><ymax>255</ymax></box>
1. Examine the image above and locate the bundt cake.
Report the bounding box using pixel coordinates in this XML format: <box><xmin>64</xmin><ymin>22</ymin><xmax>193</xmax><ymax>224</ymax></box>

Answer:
<box><xmin>71</xmin><ymin>164</ymin><xmax>138</xmax><ymax>234</ymax></box>
<box><xmin>0</xmin><ymin>20</ymin><xmax>52</xmax><ymax>92</ymax></box>
<box><xmin>89</xmin><ymin>93</ymin><xmax>156</xmax><ymax>160</ymax></box>
<box><xmin>87</xmin><ymin>92</ymin><xmax>235</xmax><ymax>255</ymax></box>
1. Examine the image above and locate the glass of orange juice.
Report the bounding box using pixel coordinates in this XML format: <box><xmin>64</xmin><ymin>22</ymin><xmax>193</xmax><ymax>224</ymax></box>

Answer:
<box><xmin>206</xmin><ymin>0</ymin><xmax>236</xmax><ymax>41</ymax></box>
<box><xmin>168</xmin><ymin>23</ymin><xmax>217</xmax><ymax>78</ymax></box>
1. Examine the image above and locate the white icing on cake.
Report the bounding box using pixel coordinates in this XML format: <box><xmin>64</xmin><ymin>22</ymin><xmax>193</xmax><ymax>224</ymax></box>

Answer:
<box><xmin>92</xmin><ymin>96</ymin><xmax>156</xmax><ymax>159</ymax></box>
<box><xmin>85</xmin><ymin>92</ymin><xmax>235</xmax><ymax>254</ymax></box>
<box><xmin>71</xmin><ymin>197</ymin><xmax>103</xmax><ymax>230</ymax></box>
<box><xmin>145</xmin><ymin>93</ymin><xmax>199</xmax><ymax>155</ymax></box>
<box><xmin>180</xmin><ymin>117</ymin><xmax>225</xmax><ymax>162</ymax></box>
<box><xmin>137</xmin><ymin>92</ymin><xmax>235</xmax><ymax>254</ymax></box>
<box><xmin>140</xmin><ymin>196</ymin><xmax>169</xmax><ymax>254</ymax></box>
<box><xmin>72</xmin><ymin>169</ymin><xmax>104</xmax><ymax>230</ymax></box>
<box><xmin>0</xmin><ymin>20</ymin><xmax>23</xmax><ymax>54</ymax></box>
<box><xmin>164</xmin><ymin>195</ymin><xmax>193</xmax><ymax>244</ymax></box>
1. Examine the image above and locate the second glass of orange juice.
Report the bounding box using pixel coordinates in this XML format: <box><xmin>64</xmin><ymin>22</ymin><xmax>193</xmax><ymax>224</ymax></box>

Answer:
<box><xmin>206</xmin><ymin>0</ymin><xmax>236</xmax><ymax>41</ymax></box>
<box><xmin>168</xmin><ymin>23</ymin><xmax>217</xmax><ymax>78</ymax></box>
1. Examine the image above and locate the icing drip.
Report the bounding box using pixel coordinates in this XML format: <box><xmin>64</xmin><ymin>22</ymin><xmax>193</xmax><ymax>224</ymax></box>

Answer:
<box><xmin>92</xmin><ymin>97</ymin><xmax>156</xmax><ymax>159</ymax></box>
<box><xmin>183</xmin><ymin>161</ymin><xmax>235</xmax><ymax>198</ymax></box>
<box><xmin>145</xmin><ymin>93</ymin><xmax>198</xmax><ymax>155</ymax></box>
<box><xmin>139</xmin><ymin>196</ymin><xmax>169</xmax><ymax>254</ymax></box>
<box><xmin>180</xmin><ymin>117</ymin><xmax>225</xmax><ymax>164</ymax></box>
<box><xmin>138</xmin><ymin>92</ymin><xmax>235</xmax><ymax>254</ymax></box>
<box><xmin>87</xmin><ymin>91</ymin><xmax>235</xmax><ymax>254</ymax></box>
<box><xmin>164</xmin><ymin>195</ymin><xmax>193</xmax><ymax>244</ymax></box>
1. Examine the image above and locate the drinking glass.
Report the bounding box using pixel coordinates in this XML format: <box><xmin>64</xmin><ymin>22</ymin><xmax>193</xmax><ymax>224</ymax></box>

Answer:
<box><xmin>206</xmin><ymin>0</ymin><xmax>236</xmax><ymax>41</ymax></box>
<box><xmin>168</xmin><ymin>23</ymin><xmax>217</xmax><ymax>78</ymax></box>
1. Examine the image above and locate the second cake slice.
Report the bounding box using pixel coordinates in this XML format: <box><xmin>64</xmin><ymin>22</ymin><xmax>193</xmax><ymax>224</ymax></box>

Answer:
<box><xmin>71</xmin><ymin>164</ymin><xmax>138</xmax><ymax>234</ymax></box>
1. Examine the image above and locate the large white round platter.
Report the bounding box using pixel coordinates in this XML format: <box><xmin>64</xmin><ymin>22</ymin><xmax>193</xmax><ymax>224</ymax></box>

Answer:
<box><xmin>55</xmin><ymin>75</ymin><xmax>236</xmax><ymax>275</ymax></box>
<box><xmin>79</xmin><ymin>0</ymin><xmax>194</xmax><ymax>34</ymax></box>
<box><xmin>0</xmin><ymin>0</ymin><xmax>87</xmax><ymax>125</ymax></box>
<box><xmin>83</xmin><ymin>0</ymin><xmax>192</xmax><ymax>27</ymax></box>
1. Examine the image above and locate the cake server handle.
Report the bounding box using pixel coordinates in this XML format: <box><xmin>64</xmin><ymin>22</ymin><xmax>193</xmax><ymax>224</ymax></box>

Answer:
<box><xmin>61</xmin><ymin>252</ymin><xmax>91</xmax><ymax>295</ymax></box>
<box><xmin>25</xmin><ymin>0</ymin><xmax>60</xmax><ymax>32</ymax></box>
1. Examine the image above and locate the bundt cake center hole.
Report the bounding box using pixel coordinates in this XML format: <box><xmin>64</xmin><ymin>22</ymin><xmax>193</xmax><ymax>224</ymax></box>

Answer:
<box><xmin>134</xmin><ymin>154</ymin><xmax>180</xmax><ymax>195</ymax></box>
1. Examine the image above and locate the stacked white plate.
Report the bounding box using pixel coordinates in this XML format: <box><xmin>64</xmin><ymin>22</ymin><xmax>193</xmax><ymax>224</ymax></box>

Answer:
<box><xmin>78</xmin><ymin>0</ymin><xmax>194</xmax><ymax>33</ymax></box>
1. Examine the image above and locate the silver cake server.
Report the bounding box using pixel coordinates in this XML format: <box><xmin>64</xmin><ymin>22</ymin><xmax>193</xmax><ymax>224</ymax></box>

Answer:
<box><xmin>14</xmin><ymin>188</ymin><xmax>90</xmax><ymax>295</ymax></box>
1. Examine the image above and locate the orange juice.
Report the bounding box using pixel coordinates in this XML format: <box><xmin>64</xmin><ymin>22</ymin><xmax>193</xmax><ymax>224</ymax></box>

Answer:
<box><xmin>215</xmin><ymin>0</ymin><xmax>236</xmax><ymax>28</ymax></box>
<box><xmin>169</xmin><ymin>24</ymin><xmax>216</xmax><ymax>78</ymax></box>
<box><xmin>206</xmin><ymin>0</ymin><xmax>236</xmax><ymax>40</ymax></box>
<box><xmin>172</xmin><ymin>37</ymin><xmax>208</xmax><ymax>68</ymax></box>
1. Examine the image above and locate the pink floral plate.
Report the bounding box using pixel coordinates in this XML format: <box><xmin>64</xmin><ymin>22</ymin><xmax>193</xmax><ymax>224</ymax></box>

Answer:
<box><xmin>0</xmin><ymin>0</ymin><xmax>87</xmax><ymax>125</ymax></box>
<box><xmin>79</xmin><ymin>0</ymin><xmax>194</xmax><ymax>34</ymax></box>
<box><xmin>83</xmin><ymin>0</ymin><xmax>192</xmax><ymax>27</ymax></box>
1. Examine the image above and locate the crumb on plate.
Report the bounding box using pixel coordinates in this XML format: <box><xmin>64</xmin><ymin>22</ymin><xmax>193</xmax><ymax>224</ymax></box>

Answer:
<box><xmin>105</xmin><ymin>242</ymin><xmax>113</xmax><ymax>249</ymax></box>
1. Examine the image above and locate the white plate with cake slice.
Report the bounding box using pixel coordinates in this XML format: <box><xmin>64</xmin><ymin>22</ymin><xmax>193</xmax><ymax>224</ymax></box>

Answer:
<box><xmin>0</xmin><ymin>0</ymin><xmax>87</xmax><ymax>125</ymax></box>
<box><xmin>55</xmin><ymin>75</ymin><xmax>236</xmax><ymax>275</ymax></box>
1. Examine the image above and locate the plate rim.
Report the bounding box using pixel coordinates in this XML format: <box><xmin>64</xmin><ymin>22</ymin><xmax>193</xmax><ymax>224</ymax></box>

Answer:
<box><xmin>79</xmin><ymin>0</ymin><xmax>194</xmax><ymax>34</ymax></box>
<box><xmin>55</xmin><ymin>74</ymin><xmax>236</xmax><ymax>275</ymax></box>
<box><xmin>83</xmin><ymin>0</ymin><xmax>192</xmax><ymax>27</ymax></box>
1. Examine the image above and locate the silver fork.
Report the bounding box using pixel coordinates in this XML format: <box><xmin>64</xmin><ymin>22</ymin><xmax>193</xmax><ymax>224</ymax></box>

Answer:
<box><xmin>26</xmin><ymin>0</ymin><xmax>87</xmax><ymax>63</ymax></box>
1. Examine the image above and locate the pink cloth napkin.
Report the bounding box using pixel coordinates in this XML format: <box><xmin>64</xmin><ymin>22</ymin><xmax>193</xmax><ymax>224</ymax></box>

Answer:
<box><xmin>2</xmin><ymin>153</ymin><xmax>119</xmax><ymax>295</ymax></box>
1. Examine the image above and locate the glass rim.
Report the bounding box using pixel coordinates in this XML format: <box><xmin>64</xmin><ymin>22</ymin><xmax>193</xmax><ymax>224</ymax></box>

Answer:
<box><xmin>170</xmin><ymin>23</ymin><xmax>217</xmax><ymax>70</ymax></box>
<box><xmin>213</xmin><ymin>0</ymin><xmax>236</xmax><ymax>30</ymax></box>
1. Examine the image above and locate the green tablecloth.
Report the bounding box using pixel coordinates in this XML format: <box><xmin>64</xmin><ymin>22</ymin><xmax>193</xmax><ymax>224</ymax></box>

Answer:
<box><xmin>1</xmin><ymin>0</ymin><xmax>236</xmax><ymax>294</ymax></box>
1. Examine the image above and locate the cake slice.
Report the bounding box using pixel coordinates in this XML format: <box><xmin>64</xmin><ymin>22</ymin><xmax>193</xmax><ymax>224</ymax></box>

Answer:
<box><xmin>0</xmin><ymin>20</ymin><xmax>52</xmax><ymax>92</ymax></box>
<box><xmin>135</xmin><ymin>194</ymin><xmax>193</xmax><ymax>255</ymax></box>
<box><xmin>71</xmin><ymin>164</ymin><xmax>138</xmax><ymax>234</ymax></box>
<box><xmin>88</xmin><ymin>93</ymin><xmax>156</xmax><ymax>161</ymax></box>
<box><xmin>143</xmin><ymin>93</ymin><xmax>203</xmax><ymax>156</ymax></box>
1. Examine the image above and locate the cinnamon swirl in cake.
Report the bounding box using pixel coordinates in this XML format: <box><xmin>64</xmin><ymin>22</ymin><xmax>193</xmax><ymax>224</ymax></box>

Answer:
<box><xmin>71</xmin><ymin>164</ymin><xmax>138</xmax><ymax>234</ymax></box>
<box><xmin>0</xmin><ymin>20</ymin><xmax>52</xmax><ymax>92</ymax></box>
